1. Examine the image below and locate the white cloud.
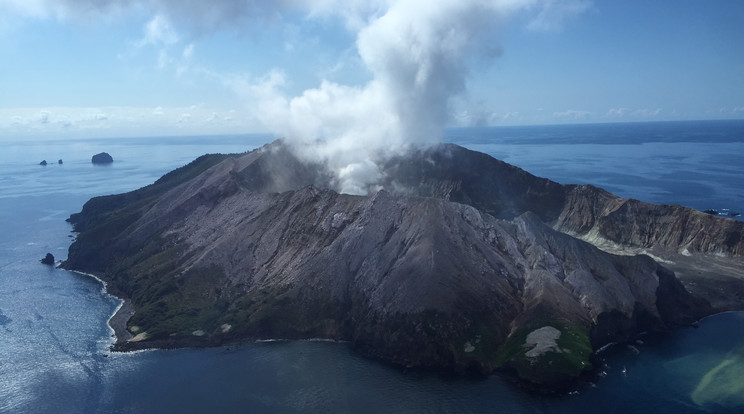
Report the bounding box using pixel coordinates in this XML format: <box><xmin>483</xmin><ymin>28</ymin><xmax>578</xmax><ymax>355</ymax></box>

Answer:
<box><xmin>0</xmin><ymin>0</ymin><xmax>126</xmax><ymax>20</ymax></box>
<box><xmin>182</xmin><ymin>43</ymin><xmax>194</xmax><ymax>59</ymax></box>
<box><xmin>450</xmin><ymin>108</ymin><xmax>523</xmax><ymax>126</ymax></box>
<box><xmin>37</xmin><ymin>110</ymin><xmax>50</xmax><ymax>124</ymax></box>
<box><xmin>157</xmin><ymin>49</ymin><xmax>172</xmax><ymax>69</ymax></box>
<box><xmin>553</xmin><ymin>109</ymin><xmax>591</xmax><ymax>120</ymax></box>
<box><xmin>138</xmin><ymin>14</ymin><xmax>179</xmax><ymax>47</ymax></box>
<box><xmin>177</xmin><ymin>113</ymin><xmax>191</xmax><ymax>123</ymax></box>
<box><xmin>605</xmin><ymin>107</ymin><xmax>662</xmax><ymax>118</ymax></box>
<box><xmin>0</xmin><ymin>106</ymin><xmax>258</xmax><ymax>139</ymax></box>
<box><xmin>636</xmin><ymin>108</ymin><xmax>662</xmax><ymax>117</ymax></box>
<box><xmin>527</xmin><ymin>0</ymin><xmax>593</xmax><ymax>32</ymax></box>
<box><xmin>605</xmin><ymin>107</ymin><xmax>629</xmax><ymax>117</ymax></box>
<box><xmin>496</xmin><ymin>111</ymin><xmax>520</xmax><ymax>123</ymax></box>
<box><xmin>1</xmin><ymin>108</ymin><xmax>111</xmax><ymax>134</ymax></box>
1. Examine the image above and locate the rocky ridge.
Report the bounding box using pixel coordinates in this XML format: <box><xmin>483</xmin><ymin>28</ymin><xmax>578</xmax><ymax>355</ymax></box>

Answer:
<box><xmin>61</xmin><ymin>141</ymin><xmax>743</xmax><ymax>390</ymax></box>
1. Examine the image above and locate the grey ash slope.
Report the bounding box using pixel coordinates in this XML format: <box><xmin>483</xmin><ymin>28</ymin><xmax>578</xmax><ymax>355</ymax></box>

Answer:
<box><xmin>62</xmin><ymin>141</ymin><xmax>743</xmax><ymax>389</ymax></box>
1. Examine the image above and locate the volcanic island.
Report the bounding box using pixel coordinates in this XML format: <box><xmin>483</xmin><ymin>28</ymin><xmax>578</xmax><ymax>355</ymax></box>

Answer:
<box><xmin>61</xmin><ymin>141</ymin><xmax>744</xmax><ymax>391</ymax></box>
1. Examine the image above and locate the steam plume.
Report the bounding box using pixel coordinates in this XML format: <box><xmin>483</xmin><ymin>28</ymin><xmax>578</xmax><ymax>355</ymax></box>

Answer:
<box><xmin>254</xmin><ymin>0</ymin><xmax>533</xmax><ymax>194</ymax></box>
<box><xmin>8</xmin><ymin>0</ymin><xmax>590</xmax><ymax>194</ymax></box>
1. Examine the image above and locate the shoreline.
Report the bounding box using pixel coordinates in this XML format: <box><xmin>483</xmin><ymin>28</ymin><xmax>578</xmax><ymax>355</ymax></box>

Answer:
<box><xmin>108</xmin><ymin>299</ymin><xmax>134</xmax><ymax>344</ymax></box>
<box><xmin>60</xmin><ymin>266</ymin><xmax>349</xmax><ymax>352</ymax></box>
<box><xmin>58</xmin><ymin>266</ymin><xmax>738</xmax><ymax>395</ymax></box>
<box><xmin>62</xmin><ymin>268</ymin><xmax>134</xmax><ymax>346</ymax></box>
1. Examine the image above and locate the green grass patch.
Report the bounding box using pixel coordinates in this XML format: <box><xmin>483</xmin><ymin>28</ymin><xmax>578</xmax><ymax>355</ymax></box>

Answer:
<box><xmin>131</xmin><ymin>266</ymin><xmax>231</xmax><ymax>338</ymax></box>
<box><xmin>453</xmin><ymin>319</ymin><xmax>504</xmax><ymax>368</ymax></box>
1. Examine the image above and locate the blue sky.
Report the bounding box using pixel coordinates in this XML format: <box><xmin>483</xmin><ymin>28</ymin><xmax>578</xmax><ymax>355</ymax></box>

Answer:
<box><xmin>1</xmin><ymin>0</ymin><xmax>743</xmax><ymax>140</ymax></box>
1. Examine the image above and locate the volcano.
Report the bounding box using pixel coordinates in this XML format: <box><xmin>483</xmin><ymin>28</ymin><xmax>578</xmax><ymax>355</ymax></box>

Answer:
<box><xmin>61</xmin><ymin>141</ymin><xmax>744</xmax><ymax>389</ymax></box>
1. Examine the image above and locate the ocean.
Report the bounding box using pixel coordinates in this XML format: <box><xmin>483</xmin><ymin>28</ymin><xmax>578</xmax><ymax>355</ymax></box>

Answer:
<box><xmin>0</xmin><ymin>121</ymin><xmax>742</xmax><ymax>413</ymax></box>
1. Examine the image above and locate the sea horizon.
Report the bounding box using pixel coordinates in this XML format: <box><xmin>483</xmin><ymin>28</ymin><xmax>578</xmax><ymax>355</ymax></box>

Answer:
<box><xmin>5</xmin><ymin>118</ymin><xmax>744</xmax><ymax>143</ymax></box>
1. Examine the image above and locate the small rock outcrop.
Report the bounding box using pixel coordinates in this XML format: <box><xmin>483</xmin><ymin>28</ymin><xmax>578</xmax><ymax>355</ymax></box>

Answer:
<box><xmin>91</xmin><ymin>152</ymin><xmax>114</xmax><ymax>164</ymax></box>
<box><xmin>39</xmin><ymin>160</ymin><xmax>47</xmax><ymax>166</ymax></box>
<box><xmin>40</xmin><ymin>253</ymin><xmax>55</xmax><ymax>265</ymax></box>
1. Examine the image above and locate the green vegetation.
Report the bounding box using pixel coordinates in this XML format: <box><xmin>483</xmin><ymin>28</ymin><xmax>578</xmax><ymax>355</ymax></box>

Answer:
<box><xmin>453</xmin><ymin>318</ymin><xmax>504</xmax><ymax>370</ymax></box>
<box><xmin>118</xmin><ymin>260</ymin><xmax>343</xmax><ymax>342</ymax></box>
<box><xmin>494</xmin><ymin>319</ymin><xmax>593</xmax><ymax>384</ymax></box>
<box><xmin>222</xmin><ymin>287</ymin><xmax>344</xmax><ymax>340</ymax></box>
<box><xmin>127</xmin><ymin>265</ymin><xmax>230</xmax><ymax>339</ymax></box>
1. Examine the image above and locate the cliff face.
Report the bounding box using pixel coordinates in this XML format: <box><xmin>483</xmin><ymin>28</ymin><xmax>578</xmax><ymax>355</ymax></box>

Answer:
<box><xmin>553</xmin><ymin>183</ymin><xmax>744</xmax><ymax>311</ymax></box>
<box><xmin>62</xmin><ymin>141</ymin><xmax>742</xmax><ymax>389</ymax></box>
<box><xmin>555</xmin><ymin>184</ymin><xmax>744</xmax><ymax>256</ymax></box>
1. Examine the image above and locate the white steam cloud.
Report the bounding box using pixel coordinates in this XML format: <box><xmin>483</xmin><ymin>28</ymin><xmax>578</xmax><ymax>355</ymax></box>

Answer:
<box><xmin>254</xmin><ymin>1</ymin><xmax>523</xmax><ymax>194</ymax></box>
<box><xmin>252</xmin><ymin>0</ymin><xmax>585</xmax><ymax>194</ymax></box>
<box><xmin>6</xmin><ymin>0</ymin><xmax>591</xmax><ymax>194</ymax></box>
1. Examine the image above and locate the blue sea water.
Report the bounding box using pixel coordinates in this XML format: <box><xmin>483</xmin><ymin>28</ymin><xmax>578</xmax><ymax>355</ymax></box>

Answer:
<box><xmin>0</xmin><ymin>121</ymin><xmax>743</xmax><ymax>413</ymax></box>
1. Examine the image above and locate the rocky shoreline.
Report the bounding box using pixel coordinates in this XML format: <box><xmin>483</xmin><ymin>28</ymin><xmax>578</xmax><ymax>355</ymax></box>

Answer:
<box><xmin>65</xmin><ymin>269</ymin><xmax>136</xmax><ymax>347</ymax></box>
<box><xmin>108</xmin><ymin>299</ymin><xmax>134</xmax><ymax>345</ymax></box>
<box><xmin>62</xmin><ymin>249</ymin><xmax>714</xmax><ymax>395</ymax></box>
<box><xmin>64</xmin><ymin>258</ymin><xmax>701</xmax><ymax>395</ymax></box>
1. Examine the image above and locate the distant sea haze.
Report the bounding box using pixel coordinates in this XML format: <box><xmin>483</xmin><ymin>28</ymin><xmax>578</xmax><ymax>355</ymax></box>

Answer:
<box><xmin>0</xmin><ymin>120</ymin><xmax>742</xmax><ymax>413</ymax></box>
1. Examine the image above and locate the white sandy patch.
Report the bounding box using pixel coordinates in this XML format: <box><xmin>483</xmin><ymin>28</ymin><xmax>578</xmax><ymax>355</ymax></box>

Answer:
<box><xmin>129</xmin><ymin>332</ymin><xmax>148</xmax><ymax>342</ymax></box>
<box><xmin>524</xmin><ymin>326</ymin><xmax>562</xmax><ymax>358</ymax></box>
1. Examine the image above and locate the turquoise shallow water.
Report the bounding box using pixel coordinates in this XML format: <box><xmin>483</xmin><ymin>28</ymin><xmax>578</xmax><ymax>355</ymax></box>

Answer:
<box><xmin>0</xmin><ymin>122</ymin><xmax>742</xmax><ymax>413</ymax></box>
